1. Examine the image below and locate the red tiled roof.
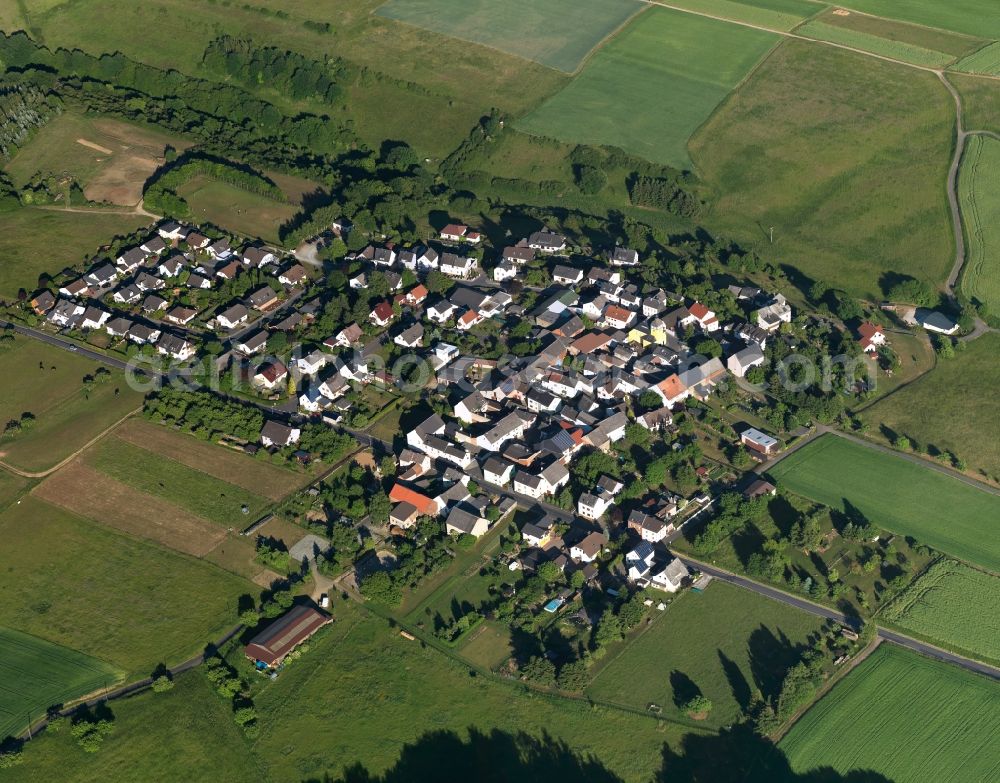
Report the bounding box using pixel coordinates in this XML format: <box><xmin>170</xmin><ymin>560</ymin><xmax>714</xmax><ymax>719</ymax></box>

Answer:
<box><xmin>604</xmin><ymin>305</ymin><xmax>633</xmax><ymax>323</ymax></box>
<box><xmin>657</xmin><ymin>374</ymin><xmax>686</xmax><ymax>401</ymax></box>
<box><xmin>245</xmin><ymin>605</ymin><xmax>330</xmax><ymax>666</ymax></box>
<box><xmin>689</xmin><ymin>302</ymin><xmax>712</xmax><ymax>320</ymax></box>
<box><xmin>389</xmin><ymin>483</ymin><xmax>437</xmax><ymax>516</ymax></box>
<box><xmin>441</xmin><ymin>223</ymin><xmax>468</xmax><ymax>236</ymax></box>
<box><xmin>407</xmin><ymin>284</ymin><xmax>428</xmax><ymax>301</ymax></box>
<box><xmin>371</xmin><ymin>302</ymin><xmax>394</xmax><ymax>322</ymax></box>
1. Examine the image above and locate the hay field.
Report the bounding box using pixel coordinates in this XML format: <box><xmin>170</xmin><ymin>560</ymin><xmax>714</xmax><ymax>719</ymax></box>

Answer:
<box><xmin>958</xmin><ymin>134</ymin><xmax>1000</xmax><ymax>313</ymax></box>
<box><xmin>518</xmin><ymin>6</ymin><xmax>779</xmax><ymax>168</ymax></box>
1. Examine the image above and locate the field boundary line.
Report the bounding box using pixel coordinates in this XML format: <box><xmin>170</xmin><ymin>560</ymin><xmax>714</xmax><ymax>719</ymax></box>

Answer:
<box><xmin>0</xmin><ymin>404</ymin><xmax>142</xmax><ymax>478</ymax></box>
<box><xmin>569</xmin><ymin>3</ymin><xmax>652</xmax><ymax>77</ymax></box>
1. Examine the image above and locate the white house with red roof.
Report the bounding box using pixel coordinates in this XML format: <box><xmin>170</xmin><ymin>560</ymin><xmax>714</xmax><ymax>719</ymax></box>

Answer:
<box><xmin>369</xmin><ymin>302</ymin><xmax>395</xmax><ymax>327</ymax></box>
<box><xmin>688</xmin><ymin>302</ymin><xmax>719</xmax><ymax>332</ymax></box>
<box><xmin>857</xmin><ymin>322</ymin><xmax>887</xmax><ymax>353</ymax></box>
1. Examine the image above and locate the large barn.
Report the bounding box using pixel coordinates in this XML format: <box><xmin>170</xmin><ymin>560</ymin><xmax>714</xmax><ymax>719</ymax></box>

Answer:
<box><xmin>244</xmin><ymin>604</ymin><xmax>331</xmax><ymax>669</ymax></box>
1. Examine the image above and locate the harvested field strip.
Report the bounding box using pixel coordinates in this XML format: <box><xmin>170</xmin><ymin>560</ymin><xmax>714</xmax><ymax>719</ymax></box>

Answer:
<box><xmin>33</xmin><ymin>460</ymin><xmax>226</xmax><ymax>557</ymax></box>
<box><xmin>797</xmin><ymin>20</ymin><xmax>956</xmax><ymax>67</ymax></box>
<box><xmin>768</xmin><ymin>434</ymin><xmax>1000</xmax><ymax>573</ymax></box>
<box><xmin>87</xmin><ymin>437</ymin><xmax>272</xmax><ymax>526</ymax></box>
<box><xmin>0</xmin><ymin>626</ymin><xmax>121</xmax><ymax>740</ymax></box>
<box><xmin>954</xmin><ymin>41</ymin><xmax>1000</xmax><ymax>75</ymax></box>
<box><xmin>880</xmin><ymin>559</ymin><xmax>1000</xmax><ymax>664</ymax></box>
<box><xmin>780</xmin><ymin>644</ymin><xmax>1000</xmax><ymax>781</ymax></box>
<box><xmin>115</xmin><ymin>419</ymin><xmax>302</xmax><ymax>500</ymax></box>
<box><xmin>659</xmin><ymin>0</ymin><xmax>819</xmax><ymax>31</ymax></box>
<box><xmin>957</xmin><ymin>134</ymin><xmax>1000</xmax><ymax>313</ymax></box>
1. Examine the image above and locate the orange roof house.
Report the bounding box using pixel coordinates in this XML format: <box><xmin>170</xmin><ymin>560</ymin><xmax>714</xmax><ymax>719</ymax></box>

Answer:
<box><xmin>389</xmin><ymin>483</ymin><xmax>438</xmax><ymax>516</ymax></box>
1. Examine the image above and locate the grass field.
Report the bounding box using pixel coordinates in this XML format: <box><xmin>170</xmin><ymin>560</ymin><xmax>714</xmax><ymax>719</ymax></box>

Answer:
<box><xmin>250</xmin><ymin>600</ymin><xmax>703</xmax><ymax>783</ymax></box>
<box><xmin>768</xmin><ymin>434</ymin><xmax>1000</xmax><ymax>573</ymax></box>
<box><xmin>0</xmin><ymin>337</ymin><xmax>144</xmax><ymax>473</ymax></box>
<box><xmin>4</xmin><ymin>674</ymin><xmax>262</xmax><ymax>782</ymax></box>
<box><xmin>0</xmin><ymin>208</ymin><xmax>151</xmax><ymax>301</ymax></box>
<box><xmin>957</xmin><ymin>134</ymin><xmax>1000</xmax><ymax>313</ymax></box>
<box><xmin>0</xmin><ymin>496</ymin><xmax>251</xmax><ymax>678</ymax></box>
<box><xmin>517</xmin><ymin>6</ymin><xmax>778</xmax><ymax>169</ymax></box>
<box><xmin>859</xmin><ymin>333</ymin><xmax>1000</xmax><ymax>483</ymax></box>
<box><xmin>833</xmin><ymin>0</ymin><xmax>1000</xmax><ymax>39</ymax></box>
<box><xmin>880</xmin><ymin>559</ymin><xmax>1000</xmax><ymax>664</ymax></box>
<box><xmin>0</xmin><ymin>469</ymin><xmax>28</xmax><ymax>511</ymax></box>
<box><xmin>114</xmin><ymin>418</ymin><xmax>302</xmax><ymax>501</ymax></box>
<box><xmin>376</xmin><ymin>0</ymin><xmax>643</xmax><ymax>73</ymax></box>
<box><xmin>654</xmin><ymin>0</ymin><xmax>817</xmax><ymax>32</ymax></box>
<box><xmin>86</xmin><ymin>436</ymin><xmax>273</xmax><ymax>526</ymax></box>
<box><xmin>4</xmin><ymin>111</ymin><xmax>187</xmax><ymax>205</ymax></box>
<box><xmin>780</xmin><ymin>644</ymin><xmax>1000</xmax><ymax>781</ymax></box>
<box><xmin>15</xmin><ymin>0</ymin><xmax>565</xmax><ymax>160</ymax></box>
<box><xmin>176</xmin><ymin>176</ymin><xmax>300</xmax><ymax>246</ymax></box>
<box><xmin>690</xmin><ymin>39</ymin><xmax>953</xmax><ymax>299</ymax></box>
<box><xmin>0</xmin><ymin>627</ymin><xmax>121</xmax><ymax>740</ymax></box>
<box><xmin>954</xmin><ymin>41</ymin><xmax>1000</xmax><ymax>75</ymax></box>
<box><xmin>587</xmin><ymin>581</ymin><xmax>827</xmax><ymax>728</ymax></box>
<box><xmin>950</xmin><ymin>71</ymin><xmax>1000</xmax><ymax>135</ymax></box>
<box><xmin>796</xmin><ymin>20</ymin><xmax>959</xmax><ymax>67</ymax></box>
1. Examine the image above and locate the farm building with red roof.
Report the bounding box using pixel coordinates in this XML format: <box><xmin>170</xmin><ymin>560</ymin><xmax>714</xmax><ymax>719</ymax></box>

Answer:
<box><xmin>244</xmin><ymin>604</ymin><xmax>331</xmax><ymax>669</ymax></box>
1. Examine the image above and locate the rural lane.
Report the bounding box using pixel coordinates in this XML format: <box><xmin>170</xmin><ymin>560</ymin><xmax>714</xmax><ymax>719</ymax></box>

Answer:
<box><xmin>677</xmin><ymin>555</ymin><xmax>1000</xmax><ymax>682</ymax></box>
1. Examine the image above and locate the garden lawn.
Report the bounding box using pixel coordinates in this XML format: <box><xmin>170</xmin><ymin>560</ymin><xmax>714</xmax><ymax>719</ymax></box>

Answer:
<box><xmin>691</xmin><ymin>39</ymin><xmax>953</xmax><ymax>299</ymax></box>
<box><xmin>0</xmin><ymin>496</ymin><xmax>252</xmax><ymax>677</ymax></box>
<box><xmin>780</xmin><ymin>644</ymin><xmax>1000</xmax><ymax>781</ymax></box>
<box><xmin>653</xmin><ymin>0</ymin><xmax>817</xmax><ymax>32</ymax></box>
<box><xmin>0</xmin><ymin>627</ymin><xmax>121</xmax><ymax>741</ymax></box>
<box><xmin>586</xmin><ymin>581</ymin><xmax>827</xmax><ymax>729</ymax></box>
<box><xmin>880</xmin><ymin>559</ymin><xmax>1000</xmax><ymax>665</ymax></box>
<box><xmin>517</xmin><ymin>6</ymin><xmax>779</xmax><ymax>169</ymax></box>
<box><xmin>0</xmin><ymin>208</ymin><xmax>151</xmax><ymax>300</ymax></box>
<box><xmin>375</xmin><ymin>0</ymin><xmax>643</xmax><ymax>73</ymax></box>
<box><xmin>958</xmin><ymin>134</ymin><xmax>1000</xmax><ymax>313</ymax></box>
<box><xmin>0</xmin><ymin>337</ymin><xmax>144</xmax><ymax>473</ymax></box>
<box><xmin>858</xmin><ymin>332</ymin><xmax>1000</xmax><ymax>480</ymax></box>
<box><xmin>4</xmin><ymin>673</ymin><xmax>262</xmax><ymax>782</ymax></box>
<box><xmin>86</xmin><ymin>436</ymin><xmax>273</xmax><ymax>527</ymax></box>
<box><xmin>249</xmin><ymin>601</ymin><xmax>703</xmax><ymax>783</ymax></box>
<box><xmin>834</xmin><ymin>0</ymin><xmax>1000</xmax><ymax>39</ymax></box>
<box><xmin>768</xmin><ymin>434</ymin><xmax>1000</xmax><ymax>573</ymax></box>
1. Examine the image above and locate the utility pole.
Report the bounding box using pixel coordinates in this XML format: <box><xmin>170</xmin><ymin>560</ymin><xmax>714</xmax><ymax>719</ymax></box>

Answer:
<box><xmin>769</xmin><ymin>226</ymin><xmax>774</xmax><ymax>244</ymax></box>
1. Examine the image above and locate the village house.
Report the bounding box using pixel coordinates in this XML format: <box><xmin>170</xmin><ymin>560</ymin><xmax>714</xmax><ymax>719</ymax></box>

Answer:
<box><xmin>254</xmin><ymin>361</ymin><xmax>289</xmax><ymax>391</ymax></box>
<box><xmin>552</xmin><ymin>265</ymin><xmax>583</xmax><ymax>286</ymax></box>
<box><xmin>756</xmin><ymin>294</ymin><xmax>792</xmax><ymax>331</ymax></box>
<box><xmin>217</xmin><ymin>303</ymin><xmax>249</xmax><ymax>330</ymax></box>
<box><xmin>369</xmin><ymin>302</ymin><xmax>395</xmax><ymax>328</ymax></box>
<box><xmin>164</xmin><ymin>306</ymin><xmax>197</xmax><ymax>326</ymax></box>
<box><xmin>157</xmin><ymin>333</ymin><xmax>196</xmax><ymax>361</ymax></box>
<box><xmin>440</xmin><ymin>253</ymin><xmax>478</xmax><ymax>279</ymax></box>
<box><xmin>857</xmin><ymin>322</ymin><xmax>886</xmax><ymax>353</ymax></box>
<box><xmin>570</xmin><ymin>531</ymin><xmax>608</xmax><ymax>563</ymax></box>
<box><xmin>610</xmin><ymin>246</ymin><xmax>639</xmax><ymax>266</ymax></box>
<box><xmin>527</xmin><ymin>230</ymin><xmax>567</xmax><ymax>254</ymax></box>
<box><xmin>740</xmin><ymin>427</ymin><xmax>779</xmax><ymax>457</ymax></box>
<box><xmin>727</xmin><ymin>344</ymin><xmax>766</xmax><ymax>378</ymax></box>
<box><xmin>236</xmin><ymin>331</ymin><xmax>268</xmax><ymax>356</ymax></box>
<box><xmin>688</xmin><ymin>302</ymin><xmax>719</xmax><ymax>332</ymax></box>
<box><xmin>248</xmin><ymin>285</ymin><xmax>279</xmax><ymax>311</ymax></box>
<box><xmin>243</xmin><ymin>246</ymin><xmax>278</xmax><ymax>269</ymax></box>
<box><xmin>260</xmin><ymin>420</ymin><xmax>300</xmax><ymax>448</ymax></box>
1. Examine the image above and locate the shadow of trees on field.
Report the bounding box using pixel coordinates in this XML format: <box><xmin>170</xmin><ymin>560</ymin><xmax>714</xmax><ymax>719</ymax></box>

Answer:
<box><xmin>302</xmin><ymin>726</ymin><xmax>895</xmax><ymax>783</ymax></box>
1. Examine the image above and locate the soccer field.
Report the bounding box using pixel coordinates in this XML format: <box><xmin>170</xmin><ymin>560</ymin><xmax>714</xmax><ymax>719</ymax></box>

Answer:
<box><xmin>780</xmin><ymin>644</ymin><xmax>1000</xmax><ymax>781</ymax></box>
<box><xmin>517</xmin><ymin>6</ymin><xmax>779</xmax><ymax>168</ymax></box>
<box><xmin>768</xmin><ymin>434</ymin><xmax>1000</xmax><ymax>573</ymax></box>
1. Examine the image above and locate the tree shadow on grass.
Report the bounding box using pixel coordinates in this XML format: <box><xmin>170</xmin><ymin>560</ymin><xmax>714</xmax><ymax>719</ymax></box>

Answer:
<box><xmin>303</xmin><ymin>725</ymin><xmax>894</xmax><ymax>783</ymax></box>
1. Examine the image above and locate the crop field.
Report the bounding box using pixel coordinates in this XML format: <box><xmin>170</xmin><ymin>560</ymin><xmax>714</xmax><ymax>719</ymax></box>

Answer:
<box><xmin>780</xmin><ymin>644</ymin><xmax>1000</xmax><ymax>781</ymax></box>
<box><xmin>0</xmin><ymin>208</ymin><xmax>152</xmax><ymax>301</ymax></box>
<box><xmin>951</xmin><ymin>72</ymin><xmax>1000</xmax><ymax>135</ymax></box>
<box><xmin>690</xmin><ymin>39</ymin><xmax>953</xmax><ymax>299</ymax></box>
<box><xmin>376</xmin><ymin>0</ymin><xmax>643</xmax><ymax>73</ymax></box>
<box><xmin>0</xmin><ymin>337</ymin><xmax>144</xmax><ymax>473</ymax></box>
<box><xmin>518</xmin><ymin>7</ymin><xmax>778</xmax><ymax>169</ymax></box>
<box><xmin>0</xmin><ymin>627</ymin><xmax>121</xmax><ymax>740</ymax></box>
<box><xmin>955</xmin><ymin>41</ymin><xmax>1000</xmax><ymax>75</ymax></box>
<box><xmin>833</xmin><ymin>0</ymin><xmax>1000</xmax><ymax>39</ymax></box>
<box><xmin>114</xmin><ymin>418</ymin><xmax>302</xmax><ymax>501</ymax></box>
<box><xmin>860</xmin><ymin>333</ymin><xmax>1000</xmax><ymax>483</ymax></box>
<box><xmin>86</xmin><ymin>436</ymin><xmax>273</xmax><ymax>526</ymax></box>
<box><xmin>4</xmin><ymin>674</ymin><xmax>262</xmax><ymax>782</ymax></box>
<box><xmin>250</xmin><ymin>601</ymin><xmax>703</xmax><ymax>783</ymax></box>
<box><xmin>587</xmin><ymin>581</ymin><xmax>827</xmax><ymax>728</ymax></box>
<box><xmin>34</xmin><ymin>460</ymin><xmax>228</xmax><ymax>557</ymax></box>
<box><xmin>768</xmin><ymin>434</ymin><xmax>1000</xmax><ymax>572</ymax></box>
<box><xmin>0</xmin><ymin>469</ymin><xmax>28</xmax><ymax>511</ymax></box>
<box><xmin>0</xmin><ymin>497</ymin><xmax>251</xmax><ymax>677</ymax></box>
<box><xmin>176</xmin><ymin>177</ymin><xmax>300</xmax><ymax>246</ymax></box>
<box><xmin>958</xmin><ymin>135</ymin><xmax>1000</xmax><ymax>313</ymax></box>
<box><xmin>4</xmin><ymin>112</ymin><xmax>188</xmax><ymax>205</ymax></box>
<box><xmin>797</xmin><ymin>20</ymin><xmax>958</xmax><ymax>67</ymax></box>
<box><xmin>880</xmin><ymin>559</ymin><xmax>1000</xmax><ymax>664</ymax></box>
<box><xmin>654</xmin><ymin>0</ymin><xmax>817</xmax><ymax>32</ymax></box>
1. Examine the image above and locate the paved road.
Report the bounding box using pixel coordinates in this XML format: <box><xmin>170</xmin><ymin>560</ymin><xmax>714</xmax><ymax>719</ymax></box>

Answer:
<box><xmin>678</xmin><ymin>556</ymin><xmax>1000</xmax><ymax>681</ymax></box>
